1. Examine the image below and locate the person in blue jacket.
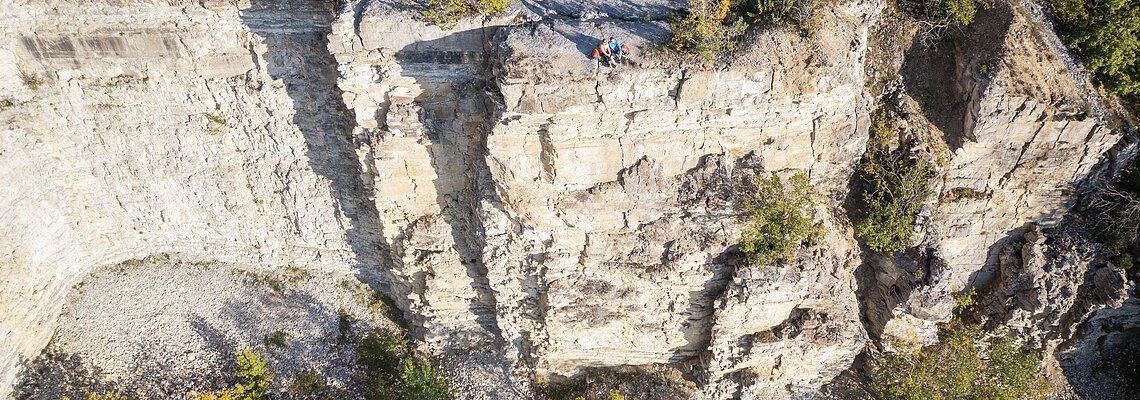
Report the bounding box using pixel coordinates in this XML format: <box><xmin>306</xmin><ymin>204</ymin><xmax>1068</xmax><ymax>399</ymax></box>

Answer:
<box><xmin>608</xmin><ymin>37</ymin><xmax>625</xmax><ymax>63</ymax></box>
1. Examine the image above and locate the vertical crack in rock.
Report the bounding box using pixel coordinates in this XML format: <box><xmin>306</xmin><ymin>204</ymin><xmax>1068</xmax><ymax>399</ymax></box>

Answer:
<box><xmin>240</xmin><ymin>0</ymin><xmax>386</xmax><ymax>293</ymax></box>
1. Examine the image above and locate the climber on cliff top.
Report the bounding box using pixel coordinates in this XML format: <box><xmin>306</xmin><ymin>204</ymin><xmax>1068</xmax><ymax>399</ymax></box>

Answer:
<box><xmin>594</xmin><ymin>39</ymin><xmax>615</xmax><ymax>67</ymax></box>
<box><xmin>608</xmin><ymin>37</ymin><xmax>628</xmax><ymax>63</ymax></box>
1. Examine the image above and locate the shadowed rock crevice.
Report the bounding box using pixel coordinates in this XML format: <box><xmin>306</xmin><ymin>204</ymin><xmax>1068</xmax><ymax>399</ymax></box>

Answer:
<box><xmin>390</xmin><ymin>27</ymin><xmax>506</xmax><ymax>346</ymax></box>
<box><xmin>239</xmin><ymin>1</ymin><xmax>391</xmax><ymax>313</ymax></box>
<box><xmin>900</xmin><ymin>3</ymin><xmax>1014</xmax><ymax>151</ymax></box>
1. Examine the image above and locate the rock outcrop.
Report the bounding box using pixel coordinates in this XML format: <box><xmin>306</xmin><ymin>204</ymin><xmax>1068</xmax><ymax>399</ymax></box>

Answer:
<box><xmin>869</xmin><ymin>0</ymin><xmax>1121</xmax><ymax>345</ymax></box>
<box><xmin>0</xmin><ymin>0</ymin><xmax>1133</xmax><ymax>398</ymax></box>
<box><xmin>1</xmin><ymin>1</ymin><xmax>381</xmax><ymax>395</ymax></box>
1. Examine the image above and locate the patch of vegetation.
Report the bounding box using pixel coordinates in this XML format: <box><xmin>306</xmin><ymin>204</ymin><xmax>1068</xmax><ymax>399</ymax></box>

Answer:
<box><xmin>233</xmin><ymin>269</ymin><xmax>286</xmax><ymax>294</ymax></box>
<box><xmin>399</xmin><ymin>358</ymin><xmax>452</xmax><ymax>400</ymax></box>
<box><xmin>738</xmin><ymin>0</ymin><xmax>823</xmax><ymax>37</ymax></box>
<box><xmin>206</xmin><ymin>113</ymin><xmax>227</xmax><ymax>125</ymax></box>
<box><xmin>739</xmin><ymin>172</ymin><xmax>822</xmax><ymax>266</ymax></box>
<box><xmin>896</xmin><ymin>0</ymin><xmax>979</xmax><ymax>27</ymax></box>
<box><xmin>669</xmin><ymin>0</ymin><xmax>749</xmax><ymax>60</ymax></box>
<box><xmin>941</xmin><ymin>186</ymin><xmax>989</xmax><ymax>203</ymax></box>
<box><xmin>281</xmin><ymin>266</ymin><xmax>311</xmax><ymax>285</ymax></box>
<box><xmin>263</xmin><ymin>331</ymin><xmax>288</xmax><ymax>349</ymax></box>
<box><xmin>20</xmin><ymin>71</ymin><xmax>43</xmax><ymax>91</ymax></box>
<box><xmin>1085</xmin><ymin>160</ymin><xmax>1140</xmax><ymax>276</ymax></box>
<box><xmin>80</xmin><ymin>394</ymin><xmax>128</xmax><ymax>400</ymax></box>
<box><xmin>539</xmin><ymin>367</ymin><xmax>691</xmax><ymax>400</ymax></box>
<box><xmin>854</xmin><ymin>111</ymin><xmax>936</xmax><ymax>253</ymax></box>
<box><xmin>288</xmin><ymin>370</ymin><xmax>325</xmax><ymax>396</ymax></box>
<box><xmin>185</xmin><ymin>350</ymin><xmax>274</xmax><ymax>400</ymax></box>
<box><xmin>422</xmin><ymin>0</ymin><xmax>512</xmax><ymax>29</ymax></box>
<box><xmin>1044</xmin><ymin>0</ymin><xmax>1140</xmax><ymax>97</ymax></box>
<box><xmin>869</xmin><ymin>319</ymin><xmax>1048</xmax><ymax>400</ymax></box>
<box><xmin>358</xmin><ymin>330</ymin><xmax>453</xmax><ymax>400</ymax></box>
<box><xmin>233</xmin><ymin>350</ymin><xmax>273</xmax><ymax>400</ymax></box>
<box><xmin>952</xmin><ymin>288</ymin><xmax>977</xmax><ymax>312</ymax></box>
<box><xmin>338</xmin><ymin>309</ymin><xmax>356</xmax><ymax>345</ymax></box>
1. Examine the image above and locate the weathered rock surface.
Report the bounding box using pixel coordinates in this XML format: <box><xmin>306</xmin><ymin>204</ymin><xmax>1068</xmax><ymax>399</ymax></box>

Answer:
<box><xmin>1</xmin><ymin>1</ymin><xmax>383</xmax><ymax>395</ymax></box>
<box><xmin>0</xmin><ymin>0</ymin><xmax>1134</xmax><ymax>398</ymax></box>
<box><xmin>870</xmin><ymin>0</ymin><xmax>1121</xmax><ymax>345</ymax></box>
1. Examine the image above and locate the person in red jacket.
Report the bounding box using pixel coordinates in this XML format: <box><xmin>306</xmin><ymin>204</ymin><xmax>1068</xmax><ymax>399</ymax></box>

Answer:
<box><xmin>596</xmin><ymin>39</ymin><xmax>614</xmax><ymax>67</ymax></box>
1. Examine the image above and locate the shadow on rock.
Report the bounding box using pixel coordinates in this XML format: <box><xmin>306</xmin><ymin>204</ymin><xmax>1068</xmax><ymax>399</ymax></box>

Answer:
<box><xmin>239</xmin><ymin>0</ymin><xmax>392</xmax><ymax>309</ymax></box>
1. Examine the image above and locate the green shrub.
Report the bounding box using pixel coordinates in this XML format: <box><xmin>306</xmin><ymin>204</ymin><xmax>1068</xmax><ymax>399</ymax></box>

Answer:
<box><xmin>400</xmin><ymin>358</ymin><xmax>452</xmax><ymax>400</ymax></box>
<box><xmin>925</xmin><ymin>0</ymin><xmax>978</xmax><ymax>26</ymax></box>
<box><xmin>358</xmin><ymin>330</ymin><xmax>453</xmax><ymax>400</ymax></box>
<box><xmin>739</xmin><ymin>172</ymin><xmax>822</xmax><ymax>266</ymax></box>
<box><xmin>854</xmin><ymin>112</ymin><xmax>935</xmax><ymax>253</ymax></box>
<box><xmin>288</xmin><ymin>370</ymin><xmax>325</xmax><ymax>396</ymax></box>
<box><xmin>669</xmin><ymin>0</ymin><xmax>749</xmax><ymax>59</ymax></box>
<box><xmin>233</xmin><ymin>350</ymin><xmax>273</xmax><ymax>400</ymax></box>
<box><xmin>739</xmin><ymin>0</ymin><xmax>822</xmax><ymax>36</ymax></box>
<box><xmin>206</xmin><ymin>113</ymin><xmax>227</xmax><ymax>125</ymax></box>
<box><xmin>423</xmin><ymin>0</ymin><xmax>513</xmax><ymax>29</ymax></box>
<box><xmin>1118</xmin><ymin>253</ymin><xmax>1135</xmax><ymax>270</ymax></box>
<box><xmin>1045</xmin><ymin>0</ymin><xmax>1140</xmax><ymax>96</ymax></box>
<box><xmin>263</xmin><ymin>331</ymin><xmax>287</xmax><ymax>349</ymax></box>
<box><xmin>952</xmin><ymin>288</ymin><xmax>977</xmax><ymax>312</ymax></box>
<box><xmin>869</xmin><ymin>320</ymin><xmax>1048</xmax><ymax>400</ymax></box>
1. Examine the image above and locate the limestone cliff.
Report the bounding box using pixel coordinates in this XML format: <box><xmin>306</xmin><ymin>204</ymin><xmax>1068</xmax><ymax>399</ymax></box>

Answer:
<box><xmin>0</xmin><ymin>0</ymin><xmax>1134</xmax><ymax>398</ymax></box>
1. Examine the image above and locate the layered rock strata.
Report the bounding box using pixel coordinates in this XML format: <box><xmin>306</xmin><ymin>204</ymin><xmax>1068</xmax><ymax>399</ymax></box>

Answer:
<box><xmin>0</xmin><ymin>1</ymin><xmax>386</xmax><ymax>395</ymax></box>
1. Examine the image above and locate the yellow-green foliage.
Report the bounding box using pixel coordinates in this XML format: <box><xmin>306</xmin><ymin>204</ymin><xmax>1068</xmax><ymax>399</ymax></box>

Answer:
<box><xmin>952</xmin><ymin>288</ymin><xmax>978</xmax><ymax>312</ymax></box>
<box><xmin>233</xmin><ymin>350</ymin><xmax>273</xmax><ymax>400</ymax></box>
<box><xmin>186</xmin><ymin>391</ymin><xmax>236</xmax><ymax>400</ymax></box>
<box><xmin>854</xmin><ymin>112</ymin><xmax>935</xmax><ymax>253</ymax></box>
<box><xmin>740</xmin><ymin>172</ymin><xmax>822</xmax><ymax>266</ymax></box>
<box><xmin>669</xmin><ymin>0</ymin><xmax>748</xmax><ymax>59</ymax></box>
<box><xmin>81</xmin><ymin>394</ymin><xmax>128</xmax><ymax>400</ymax></box>
<box><xmin>870</xmin><ymin>320</ymin><xmax>1049</xmax><ymax>400</ymax></box>
<box><xmin>1045</xmin><ymin>0</ymin><xmax>1140</xmax><ymax>96</ymax></box>
<box><xmin>423</xmin><ymin>0</ymin><xmax>513</xmax><ymax>29</ymax></box>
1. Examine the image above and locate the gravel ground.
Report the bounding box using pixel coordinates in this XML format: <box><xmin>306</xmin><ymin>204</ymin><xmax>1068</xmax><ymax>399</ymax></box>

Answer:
<box><xmin>13</xmin><ymin>255</ymin><xmax>400</xmax><ymax>399</ymax></box>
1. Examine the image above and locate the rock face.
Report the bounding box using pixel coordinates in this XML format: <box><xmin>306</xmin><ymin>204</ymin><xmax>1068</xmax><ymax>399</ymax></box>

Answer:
<box><xmin>870</xmin><ymin>0</ymin><xmax>1121</xmax><ymax>345</ymax></box>
<box><xmin>0</xmin><ymin>1</ymin><xmax>381</xmax><ymax>395</ymax></box>
<box><xmin>0</xmin><ymin>0</ymin><xmax>1132</xmax><ymax>398</ymax></box>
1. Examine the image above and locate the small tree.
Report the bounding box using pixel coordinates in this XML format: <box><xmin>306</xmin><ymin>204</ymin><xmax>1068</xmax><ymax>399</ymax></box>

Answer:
<box><xmin>669</xmin><ymin>0</ymin><xmax>749</xmax><ymax>59</ymax></box>
<box><xmin>854</xmin><ymin>112</ymin><xmax>935</xmax><ymax>253</ymax></box>
<box><xmin>740</xmin><ymin>172</ymin><xmax>823</xmax><ymax>266</ymax></box>
<box><xmin>1045</xmin><ymin>0</ymin><xmax>1140</xmax><ymax>96</ymax></box>
<box><xmin>233</xmin><ymin>350</ymin><xmax>273</xmax><ymax>400</ymax></box>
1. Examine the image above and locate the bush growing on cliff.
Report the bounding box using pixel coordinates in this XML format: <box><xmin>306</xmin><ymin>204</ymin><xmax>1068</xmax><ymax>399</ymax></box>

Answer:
<box><xmin>869</xmin><ymin>320</ymin><xmax>1048</xmax><ymax>400</ymax></box>
<box><xmin>1044</xmin><ymin>0</ymin><xmax>1140</xmax><ymax>96</ymax></box>
<box><xmin>740</xmin><ymin>172</ymin><xmax>823</xmax><ymax>266</ymax></box>
<box><xmin>923</xmin><ymin>0</ymin><xmax>978</xmax><ymax>26</ymax></box>
<box><xmin>739</xmin><ymin>0</ymin><xmax>823</xmax><ymax>37</ymax></box>
<box><xmin>669</xmin><ymin>0</ymin><xmax>749</xmax><ymax>59</ymax></box>
<box><xmin>854</xmin><ymin>112</ymin><xmax>935</xmax><ymax>253</ymax></box>
<box><xmin>423</xmin><ymin>0</ymin><xmax>512</xmax><ymax>29</ymax></box>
